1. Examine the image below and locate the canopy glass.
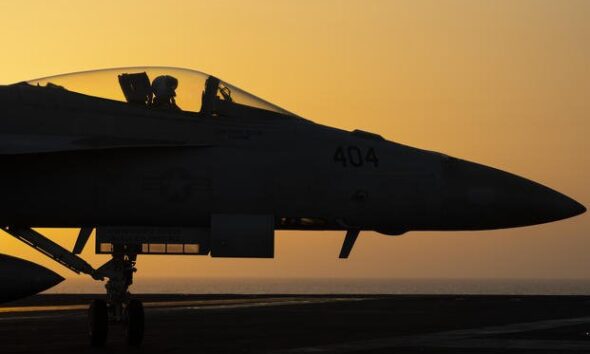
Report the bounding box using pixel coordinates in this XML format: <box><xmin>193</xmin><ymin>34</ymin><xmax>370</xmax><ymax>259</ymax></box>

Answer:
<box><xmin>26</xmin><ymin>67</ymin><xmax>295</xmax><ymax>117</ymax></box>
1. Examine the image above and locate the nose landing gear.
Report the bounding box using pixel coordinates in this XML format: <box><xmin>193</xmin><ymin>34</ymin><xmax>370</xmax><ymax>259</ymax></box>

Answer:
<box><xmin>90</xmin><ymin>245</ymin><xmax>144</xmax><ymax>347</ymax></box>
<box><xmin>2</xmin><ymin>227</ymin><xmax>146</xmax><ymax>347</ymax></box>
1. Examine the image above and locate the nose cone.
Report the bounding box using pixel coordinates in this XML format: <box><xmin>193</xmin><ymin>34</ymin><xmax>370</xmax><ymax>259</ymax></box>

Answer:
<box><xmin>0</xmin><ymin>254</ymin><xmax>64</xmax><ymax>304</ymax></box>
<box><xmin>442</xmin><ymin>158</ymin><xmax>586</xmax><ymax>230</ymax></box>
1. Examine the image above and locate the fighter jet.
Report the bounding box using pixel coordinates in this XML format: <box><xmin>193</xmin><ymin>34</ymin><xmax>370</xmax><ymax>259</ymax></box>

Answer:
<box><xmin>0</xmin><ymin>67</ymin><xmax>584</xmax><ymax>346</ymax></box>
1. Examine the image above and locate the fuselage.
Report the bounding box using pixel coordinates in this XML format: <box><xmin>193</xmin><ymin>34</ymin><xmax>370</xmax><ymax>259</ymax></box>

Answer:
<box><xmin>0</xmin><ymin>80</ymin><xmax>584</xmax><ymax>234</ymax></box>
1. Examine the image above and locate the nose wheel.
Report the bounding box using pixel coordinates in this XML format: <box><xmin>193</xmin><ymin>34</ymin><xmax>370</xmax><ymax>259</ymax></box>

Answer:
<box><xmin>126</xmin><ymin>299</ymin><xmax>145</xmax><ymax>346</ymax></box>
<box><xmin>88</xmin><ymin>299</ymin><xmax>108</xmax><ymax>346</ymax></box>
<box><xmin>89</xmin><ymin>245</ymin><xmax>144</xmax><ymax>347</ymax></box>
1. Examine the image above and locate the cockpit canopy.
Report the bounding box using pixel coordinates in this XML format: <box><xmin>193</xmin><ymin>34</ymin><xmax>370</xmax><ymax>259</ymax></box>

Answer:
<box><xmin>26</xmin><ymin>67</ymin><xmax>296</xmax><ymax>117</ymax></box>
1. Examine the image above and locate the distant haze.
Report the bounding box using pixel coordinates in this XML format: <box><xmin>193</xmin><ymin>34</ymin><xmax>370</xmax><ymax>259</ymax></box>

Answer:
<box><xmin>0</xmin><ymin>1</ymin><xmax>588</xmax><ymax>285</ymax></box>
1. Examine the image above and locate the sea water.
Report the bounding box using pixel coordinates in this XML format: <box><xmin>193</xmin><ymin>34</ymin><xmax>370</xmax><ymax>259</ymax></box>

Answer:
<box><xmin>46</xmin><ymin>277</ymin><xmax>590</xmax><ymax>295</ymax></box>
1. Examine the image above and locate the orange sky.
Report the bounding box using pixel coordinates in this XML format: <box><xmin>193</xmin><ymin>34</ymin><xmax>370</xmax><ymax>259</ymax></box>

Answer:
<box><xmin>0</xmin><ymin>1</ymin><xmax>588</xmax><ymax>284</ymax></box>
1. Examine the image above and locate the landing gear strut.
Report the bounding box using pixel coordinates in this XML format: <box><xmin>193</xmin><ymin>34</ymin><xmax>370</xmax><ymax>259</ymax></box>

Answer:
<box><xmin>90</xmin><ymin>245</ymin><xmax>144</xmax><ymax>347</ymax></box>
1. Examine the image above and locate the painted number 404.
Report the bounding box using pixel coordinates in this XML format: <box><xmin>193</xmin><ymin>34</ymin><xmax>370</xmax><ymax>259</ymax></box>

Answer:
<box><xmin>333</xmin><ymin>146</ymin><xmax>379</xmax><ymax>167</ymax></box>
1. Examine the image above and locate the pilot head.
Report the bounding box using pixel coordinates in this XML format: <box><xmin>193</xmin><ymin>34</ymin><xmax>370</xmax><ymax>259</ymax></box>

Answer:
<box><xmin>152</xmin><ymin>75</ymin><xmax>178</xmax><ymax>100</ymax></box>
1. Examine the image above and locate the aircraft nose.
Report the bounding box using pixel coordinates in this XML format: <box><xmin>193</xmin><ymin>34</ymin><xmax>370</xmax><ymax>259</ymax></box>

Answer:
<box><xmin>442</xmin><ymin>158</ymin><xmax>586</xmax><ymax>229</ymax></box>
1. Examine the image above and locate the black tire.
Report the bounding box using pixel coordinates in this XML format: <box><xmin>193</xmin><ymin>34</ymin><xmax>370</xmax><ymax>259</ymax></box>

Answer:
<box><xmin>88</xmin><ymin>299</ymin><xmax>108</xmax><ymax>347</ymax></box>
<box><xmin>126</xmin><ymin>299</ymin><xmax>144</xmax><ymax>346</ymax></box>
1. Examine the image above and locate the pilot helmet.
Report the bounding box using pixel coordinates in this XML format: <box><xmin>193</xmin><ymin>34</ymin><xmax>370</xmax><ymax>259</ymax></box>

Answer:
<box><xmin>152</xmin><ymin>75</ymin><xmax>178</xmax><ymax>98</ymax></box>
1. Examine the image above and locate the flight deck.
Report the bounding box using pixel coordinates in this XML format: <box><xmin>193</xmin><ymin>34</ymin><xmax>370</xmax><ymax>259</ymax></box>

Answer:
<box><xmin>1</xmin><ymin>294</ymin><xmax>589</xmax><ymax>353</ymax></box>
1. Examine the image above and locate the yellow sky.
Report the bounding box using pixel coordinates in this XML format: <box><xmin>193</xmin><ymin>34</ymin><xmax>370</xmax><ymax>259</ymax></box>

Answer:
<box><xmin>0</xmin><ymin>1</ymin><xmax>588</xmax><ymax>283</ymax></box>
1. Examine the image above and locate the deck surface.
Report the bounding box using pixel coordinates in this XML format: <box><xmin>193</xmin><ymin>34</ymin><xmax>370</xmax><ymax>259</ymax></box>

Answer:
<box><xmin>1</xmin><ymin>294</ymin><xmax>590</xmax><ymax>353</ymax></box>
